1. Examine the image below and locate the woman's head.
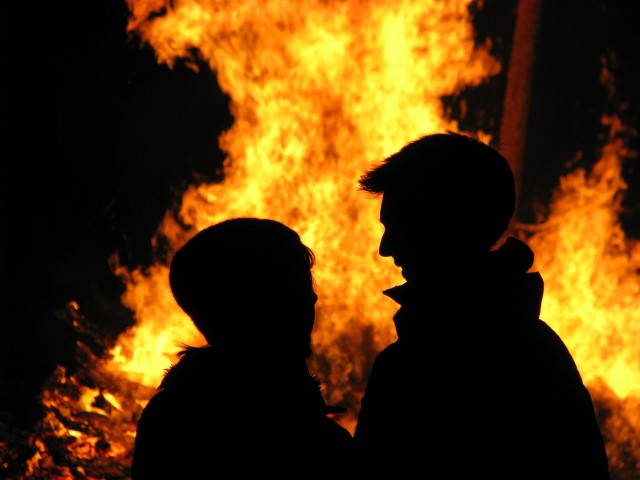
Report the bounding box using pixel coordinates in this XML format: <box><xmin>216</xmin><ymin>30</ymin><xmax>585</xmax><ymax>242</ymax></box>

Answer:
<box><xmin>169</xmin><ymin>217</ymin><xmax>317</xmax><ymax>358</ymax></box>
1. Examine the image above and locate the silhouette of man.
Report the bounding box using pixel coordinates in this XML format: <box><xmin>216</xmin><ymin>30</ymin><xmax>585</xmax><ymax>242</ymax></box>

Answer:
<box><xmin>353</xmin><ymin>131</ymin><xmax>610</xmax><ymax>479</ymax></box>
<box><xmin>131</xmin><ymin>217</ymin><xmax>352</xmax><ymax>479</ymax></box>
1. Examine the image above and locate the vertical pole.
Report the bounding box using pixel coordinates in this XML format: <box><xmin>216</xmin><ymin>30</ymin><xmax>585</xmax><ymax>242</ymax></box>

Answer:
<box><xmin>499</xmin><ymin>0</ymin><xmax>542</xmax><ymax>223</ymax></box>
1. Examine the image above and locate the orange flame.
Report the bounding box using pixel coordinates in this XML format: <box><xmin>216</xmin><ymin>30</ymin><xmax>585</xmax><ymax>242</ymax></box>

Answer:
<box><xmin>107</xmin><ymin>0</ymin><xmax>500</xmax><ymax>430</ymax></box>
<box><xmin>14</xmin><ymin>2</ymin><xmax>638</xmax><ymax>478</ymax></box>
<box><xmin>526</xmin><ymin>115</ymin><xmax>639</xmax><ymax>401</ymax></box>
<box><xmin>101</xmin><ymin>0</ymin><xmax>639</xmax><ymax>468</ymax></box>
<box><xmin>520</xmin><ymin>115</ymin><xmax>640</xmax><ymax>473</ymax></box>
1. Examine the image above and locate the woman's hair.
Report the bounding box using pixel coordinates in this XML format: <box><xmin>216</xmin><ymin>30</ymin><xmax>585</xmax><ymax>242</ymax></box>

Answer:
<box><xmin>169</xmin><ymin>217</ymin><xmax>315</xmax><ymax>347</ymax></box>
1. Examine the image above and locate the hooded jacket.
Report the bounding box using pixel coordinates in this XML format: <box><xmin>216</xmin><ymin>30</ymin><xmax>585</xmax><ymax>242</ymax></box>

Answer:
<box><xmin>353</xmin><ymin>237</ymin><xmax>610</xmax><ymax>479</ymax></box>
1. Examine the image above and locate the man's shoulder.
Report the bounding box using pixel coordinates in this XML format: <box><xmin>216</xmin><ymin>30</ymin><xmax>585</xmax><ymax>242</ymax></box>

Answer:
<box><xmin>374</xmin><ymin>341</ymin><xmax>402</xmax><ymax>358</ymax></box>
<box><xmin>517</xmin><ymin>318</ymin><xmax>586</xmax><ymax>383</ymax></box>
<box><xmin>370</xmin><ymin>340</ymin><xmax>420</xmax><ymax>371</ymax></box>
<box><xmin>528</xmin><ymin>318</ymin><xmax>575</xmax><ymax>354</ymax></box>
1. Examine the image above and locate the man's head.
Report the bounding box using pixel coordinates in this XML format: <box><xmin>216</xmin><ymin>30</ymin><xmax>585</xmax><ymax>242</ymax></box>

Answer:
<box><xmin>169</xmin><ymin>217</ymin><xmax>317</xmax><ymax>358</ymax></box>
<box><xmin>358</xmin><ymin>131</ymin><xmax>516</xmax><ymax>281</ymax></box>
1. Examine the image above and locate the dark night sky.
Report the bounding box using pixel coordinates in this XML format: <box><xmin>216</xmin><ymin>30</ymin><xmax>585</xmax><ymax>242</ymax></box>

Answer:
<box><xmin>2</xmin><ymin>0</ymin><xmax>638</xmax><ymax>428</ymax></box>
<box><xmin>3</xmin><ymin>0</ymin><xmax>233</xmax><ymax>426</ymax></box>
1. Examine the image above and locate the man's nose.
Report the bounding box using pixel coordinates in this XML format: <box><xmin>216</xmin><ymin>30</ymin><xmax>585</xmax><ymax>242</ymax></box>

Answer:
<box><xmin>379</xmin><ymin>231</ymin><xmax>392</xmax><ymax>257</ymax></box>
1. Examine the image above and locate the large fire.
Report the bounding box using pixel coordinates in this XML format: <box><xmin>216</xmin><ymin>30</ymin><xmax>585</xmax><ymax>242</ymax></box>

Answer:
<box><xmin>6</xmin><ymin>0</ymin><xmax>638</xmax><ymax>478</ymax></box>
<box><xmin>108</xmin><ymin>0</ymin><xmax>502</xmax><ymax>427</ymax></box>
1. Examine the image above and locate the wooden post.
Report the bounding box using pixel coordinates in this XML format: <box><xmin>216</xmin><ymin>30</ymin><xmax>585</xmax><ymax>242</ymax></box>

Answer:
<box><xmin>499</xmin><ymin>0</ymin><xmax>542</xmax><ymax>223</ymax></box>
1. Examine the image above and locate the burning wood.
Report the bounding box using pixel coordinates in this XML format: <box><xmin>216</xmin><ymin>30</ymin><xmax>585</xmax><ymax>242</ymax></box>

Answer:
<box><xmin>2</xmin><ymin>304</ymin><xmax>155</xmax><ymax>479</ymax></box>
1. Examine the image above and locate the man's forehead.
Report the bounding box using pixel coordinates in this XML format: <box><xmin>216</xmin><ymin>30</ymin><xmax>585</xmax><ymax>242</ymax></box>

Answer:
<box><xmin>380</xmin><ymin>191</ymin><xmax>421</xmax><ymax>223</ymax></box>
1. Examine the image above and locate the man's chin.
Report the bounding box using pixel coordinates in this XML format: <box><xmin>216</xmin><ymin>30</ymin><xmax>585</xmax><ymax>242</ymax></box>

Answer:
<box><xmin>401</xmin><ymin>265</ymin><xmax>428</xmax><ymax>283</ymax></box>
<box><xmin>400</xmin><ymin>268</ymin><xmax>414</xmax><ymax>282</ymax></box>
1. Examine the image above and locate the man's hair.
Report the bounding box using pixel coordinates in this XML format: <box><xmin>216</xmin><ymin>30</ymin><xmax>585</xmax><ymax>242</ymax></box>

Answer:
<box><xmin>358</xmin><ymin>131</ymin><xmax>516</xmax><ymax>246</ymax></box>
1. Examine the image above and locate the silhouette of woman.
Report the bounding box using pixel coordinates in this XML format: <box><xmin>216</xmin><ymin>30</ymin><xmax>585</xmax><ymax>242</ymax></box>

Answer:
<box><xmin>131</xmin><ymin>217</ymin><xmax>352</xmax><ymax>478</ymax></box>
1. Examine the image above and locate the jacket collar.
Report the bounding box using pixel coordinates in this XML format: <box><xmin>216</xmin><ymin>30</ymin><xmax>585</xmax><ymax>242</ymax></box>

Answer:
<box><xmin>383</xmin><ymin>237</ymin><xmax>544</xmax><ymax>339</ymax></box>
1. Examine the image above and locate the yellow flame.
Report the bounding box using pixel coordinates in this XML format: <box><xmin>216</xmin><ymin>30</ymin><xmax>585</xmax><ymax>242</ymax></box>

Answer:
<box><xmin>108</xmin><ymin>0</ymin><xmax>499</xmax><ymax>432</ymax></box>
<box><xmin>525</xmin><ymin>115</ymin><xmax>640</xmax><ymax>400</ymax></box>
<box><xmin>103</xmin><ymin>5</ymin><xmax>640</xmax><ymax>468</ymax></box>
<box><xmin>78</xmin><ymin>387</ymin><xmax>103</xmax><ymax>413</ymax></box>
